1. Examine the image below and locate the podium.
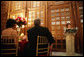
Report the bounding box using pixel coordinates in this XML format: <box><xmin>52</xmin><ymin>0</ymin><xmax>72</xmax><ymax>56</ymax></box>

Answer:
<box><xmin>64</xmin><ymin>28</ymin><xmax>77</xmax><ymax>56</ymax></box>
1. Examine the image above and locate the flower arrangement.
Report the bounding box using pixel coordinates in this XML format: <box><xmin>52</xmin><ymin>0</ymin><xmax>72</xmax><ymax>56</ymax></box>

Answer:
<box><xmin>15</xmin><ymin>17</ymin><xmax>27</xmax><ymax>27</ymax></box>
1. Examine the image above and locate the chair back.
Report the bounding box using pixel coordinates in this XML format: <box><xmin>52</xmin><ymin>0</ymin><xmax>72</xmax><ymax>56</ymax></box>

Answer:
<box><xmin>1</xmin><ymin>35</ymin><xmax>18</xmax><ymax>56</ymax></box>
<box><xmin>36</xmin><ymin>36</ymin><xmax>50</xmax><ymax>56</ymax></box>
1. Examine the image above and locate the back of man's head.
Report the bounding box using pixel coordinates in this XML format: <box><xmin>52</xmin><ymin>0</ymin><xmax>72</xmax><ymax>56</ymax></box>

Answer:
<box><xmin>34</xmin><ymin>19</ymin><xmax>41</xmax><ymax>26</ymax></box>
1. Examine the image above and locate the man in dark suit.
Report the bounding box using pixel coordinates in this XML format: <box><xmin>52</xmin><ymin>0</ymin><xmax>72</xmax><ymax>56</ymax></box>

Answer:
<box><xmin>23</xmin><ymin>19</ymin><xmax>55</xmax><ymax>56</ymax></box>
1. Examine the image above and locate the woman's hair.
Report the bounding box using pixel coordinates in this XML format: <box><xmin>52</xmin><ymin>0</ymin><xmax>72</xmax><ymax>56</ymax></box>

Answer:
<box><xmin>6</xmin><ymin>19</ymin><xmax>17</xmax><ymax>28</ymax></box>
<box><xmin>66</xmin><ymin>23</ymin><xmax>71</xmax><ymax>28</ymax></box>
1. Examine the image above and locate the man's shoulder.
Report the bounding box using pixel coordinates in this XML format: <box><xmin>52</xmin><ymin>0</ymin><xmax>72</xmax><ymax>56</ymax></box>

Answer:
<box><xmin>27</xmin><ymin>27</ymin><xmax>34</xmax><ymax>32</ymax></box>
<box><xmin>27</xmin><ymin>26</ymin><xmax>49</xmax><ymax>32</ymax></box>
<box><xmin>39</xmin><ymin>26</ymin><xmax>49</xmax><ymax>32</ymax></box>
<box><xmin>42</xmin><ymin>27</ymin><xmax>49</xmax><ymax>31</ymax></box>
<box><xmin>40</xmin><ymin>26</ymin><xmax>48</xmax><ymax>29</ymax></box>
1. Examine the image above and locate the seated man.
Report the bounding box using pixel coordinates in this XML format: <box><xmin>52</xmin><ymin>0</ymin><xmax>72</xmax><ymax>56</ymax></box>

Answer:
<box><xmin>23</xmin><ymin>19</ymin><xmax>55</xmax><ymax>56</ymax></box>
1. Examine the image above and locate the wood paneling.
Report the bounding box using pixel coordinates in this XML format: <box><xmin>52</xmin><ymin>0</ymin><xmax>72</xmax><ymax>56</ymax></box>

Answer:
<box><xmin>1</xmin><ymin>1</ymin><xmax>9</xmax><ymax>32</ymax></box>
<box><xmin>75</xmin><ymin>1</ymin><xmax>83</xmax><ymax>53</ymax></box>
